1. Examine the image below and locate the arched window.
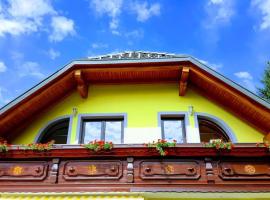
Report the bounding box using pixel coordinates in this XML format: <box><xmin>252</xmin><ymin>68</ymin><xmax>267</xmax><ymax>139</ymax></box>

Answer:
<box><xmin>37</xmin><ymin>117</ymin><xmax>70</xmax><ymax>144</ymax></box>
<box><xmin>198</xmin><ymin>118</ymin><xmax>230</xmax><ymax>143</ymax></box>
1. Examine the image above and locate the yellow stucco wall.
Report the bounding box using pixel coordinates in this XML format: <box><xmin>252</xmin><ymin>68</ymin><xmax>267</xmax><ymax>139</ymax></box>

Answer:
<box><xmin>13</xmin><ymin>83</ymin><xmax>264</xmax><ymax>144</ymax></box>
<box><xmin>2</xmin><ymin>192</ymin><xmax>270</xmax><ymax>199</ymax></box>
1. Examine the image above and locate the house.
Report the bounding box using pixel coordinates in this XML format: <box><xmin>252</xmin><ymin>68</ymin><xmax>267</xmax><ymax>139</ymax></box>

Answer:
<box><xmin>0</xmin><ymin>51</ymin><xmax>270</xmax><ymax>199</ymax></box>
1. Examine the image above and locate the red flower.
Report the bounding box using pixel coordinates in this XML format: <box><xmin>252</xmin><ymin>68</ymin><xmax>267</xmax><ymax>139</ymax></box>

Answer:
<box><xmin>164</xmin><ymin>150</ymin><xmax>169</xmax><ymax>156</ymax></box>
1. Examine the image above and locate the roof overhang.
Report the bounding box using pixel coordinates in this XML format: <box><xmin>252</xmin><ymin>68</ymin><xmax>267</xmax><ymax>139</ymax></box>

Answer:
<box><xmin>0</xmin><ymin>55</ymin><xmax>270</xmax><ymax>138</ymax></box>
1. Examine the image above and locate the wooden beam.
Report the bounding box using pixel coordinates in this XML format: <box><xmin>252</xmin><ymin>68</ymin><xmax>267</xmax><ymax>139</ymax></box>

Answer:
<box><xmin>190</xmin><ymin>67</ymin><xmax>270</xmax><ymax>134</ymax></box>
<box><xmin>179</xmin><ymin>67</ymin><xmax>190</xmax><ymax>96</ymax></box>
<box><xmin>74</xmin><ymin>70</ymin><xmax>88</xmax><ymax>98</ymax></box>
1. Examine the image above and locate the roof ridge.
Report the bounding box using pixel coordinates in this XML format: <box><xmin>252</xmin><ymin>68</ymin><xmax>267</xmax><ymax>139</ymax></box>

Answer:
<box><xmin>87</xmin><ymin>51</ymin><xmax>185</xmax><ymax>61</ymax></box>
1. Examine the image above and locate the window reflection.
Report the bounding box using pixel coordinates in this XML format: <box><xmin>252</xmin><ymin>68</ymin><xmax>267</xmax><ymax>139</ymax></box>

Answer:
<box><xmin>82</xmin><ymin>119</ymin><xmax>123</xmax><ymax>144</ymax></box>
<box><xmin>162</xmin><ymin>119</ymin><xmax>185</xmax><ymax>143</ymax></box>
<box><xmin>105</xmin><ymin>121</ymin><xmax>122</xmax><ymax>143</ymax></box>
<box><xmin>83</xmin><ymin>121</ymin><xmax>102</xmax><ymax>143</ymax></box>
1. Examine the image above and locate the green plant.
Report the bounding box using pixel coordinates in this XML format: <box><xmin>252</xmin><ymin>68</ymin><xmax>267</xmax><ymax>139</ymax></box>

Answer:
<box><xmin>147</xmin><ymin>139</ymin><xmax>177</xmax><ymax>156</ymax></box>
<box><xmin>82</xmin><ymin>140</ymin><xmax>113</xmax><ymax>152</ymax></box>
<box><xmin>258</xmin><ymin>61</ymin><xmax>270</xmax><ymax>102</ymax></box>
<box><xmin>256</xmin><ymin>141</ymin><xmax>270</xmax><ymax>151</ymax></box>
<box><xmin>23</xmin><ymin>140</ymin><xmax>54</xmax><ymax>151</ymax></box>
<box><xmin>203</xmin><ymin>139</ymin><xmax>233</xmax><ymax>150</ymax></box>
<box><xmin>0</xmin><ymin>140</ymin><xmax>10</xmax><ymax>152</ymax></box>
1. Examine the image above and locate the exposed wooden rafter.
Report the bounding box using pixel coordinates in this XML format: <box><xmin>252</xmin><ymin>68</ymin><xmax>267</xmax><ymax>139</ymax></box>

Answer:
<box><xmin>74</xmin><ymin>70</ymin><xmax>88</xmax><ymax>98</ymax></box>
<box><xmin>179</xmin><ymin>67</ymin><xmax>190</xmax><ymax>96</ymax></box>
<box><xmin>1</xmin><ymin>61</ymin><xmax>270</xmax><ymax>138</ymax></box>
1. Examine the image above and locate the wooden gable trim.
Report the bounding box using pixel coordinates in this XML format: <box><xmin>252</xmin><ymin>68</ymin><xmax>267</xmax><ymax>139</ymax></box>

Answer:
<box><xmin>189</xmin><ymin>66</ymin><xmax>270</xmax><ymax>133</ymax></box>
<box><xmin>0</xmin><ymin>61</ymin><xmax>270</xmax><ymax>139</ymax></box>
<box><xmin>179</xmin><ymin>67</ymin><xmax>190</xmax><ymax>96</ymax></box>
<box><xmin>0</xmin><ymin>71</ymin><xmax>76</xmax><ymax>138</ymax></box>
<box><xmin>74</xmin><ymin>70</ymin><xmax>88</xmax><ymax>98</ymax></box>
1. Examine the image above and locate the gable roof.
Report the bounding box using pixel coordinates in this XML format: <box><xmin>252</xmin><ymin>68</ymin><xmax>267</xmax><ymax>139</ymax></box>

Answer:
<box><xmin>0</xmin><ymin>51</ymin><xmax>270</xmax><ymax>139</ymax></box>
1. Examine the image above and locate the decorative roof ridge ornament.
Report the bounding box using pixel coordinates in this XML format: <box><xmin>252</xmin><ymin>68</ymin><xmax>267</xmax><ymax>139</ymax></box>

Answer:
<box><xmin>87</xmin><ymin>51</ymin><xmax>182</xmax><ymax>61</ymax></box>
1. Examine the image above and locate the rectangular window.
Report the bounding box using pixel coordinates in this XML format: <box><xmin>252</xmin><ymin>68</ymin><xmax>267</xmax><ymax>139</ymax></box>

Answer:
<box><xmin>81</xmin><ymin>119</ymin><xmax>123</xmax><ymax>144</ymax></box>
<box><xmin>161</xmin><ymin>117</ymin><xmax>186</xmax><ymax>143</ymax></box>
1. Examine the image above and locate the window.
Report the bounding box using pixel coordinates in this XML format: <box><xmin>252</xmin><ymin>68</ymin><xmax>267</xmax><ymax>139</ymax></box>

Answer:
<box><xmin>161</xmin><ymin>117</ymin><xmax>186</xmax><ymax>143</ymax></box>
<box><xmin>81</xmin><ymin>118</ymin><xmax>124</xmax><ymax>144</ymax></box>
<box><xmin>37</xmin><ymin>118</ymin><xmax>70</xmax><ymax>144</ymax></box>
<box><xmin>198</xmin><ymin>118</ymin><xmax>230</xmax><ymax>142</ymax></box>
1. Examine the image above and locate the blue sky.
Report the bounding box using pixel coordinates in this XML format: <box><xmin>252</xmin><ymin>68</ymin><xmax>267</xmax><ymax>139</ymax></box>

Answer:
<box><xmin>0</xmin><ymin>0</ymin><xmax>270</xmax><ymax>107</ymax></box>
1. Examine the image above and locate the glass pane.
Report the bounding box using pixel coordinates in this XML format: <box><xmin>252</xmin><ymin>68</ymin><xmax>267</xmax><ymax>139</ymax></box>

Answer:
<box><xmin>199</xmin><ymin>119</ymin><xmax>229</xmax><ymax>142</ymax></box>
<box><xmin>105</xmin><ymin>121</ymin><xmax>122</xmax><ymax>144</ymax></box>
<box><xmin>83</xmin><ymin>121</ymin><xmax>102</xmax><ymax>143</ymax></box>
<box><xmin>163</xmin><ymin>120</ymin><xmax>184</xmax><ymax>143</ymax></box>
<box><xmin>39</xmin><ymin>119</ymin><xmax>69</xmax><ymax>144</ymax></box>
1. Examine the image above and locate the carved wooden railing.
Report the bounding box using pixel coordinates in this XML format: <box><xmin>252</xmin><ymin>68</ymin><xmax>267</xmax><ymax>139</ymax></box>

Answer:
<box><xmin>0</xmin><ymin>144</ymin><xmax>270</xmax><ymax>192</ymax></box>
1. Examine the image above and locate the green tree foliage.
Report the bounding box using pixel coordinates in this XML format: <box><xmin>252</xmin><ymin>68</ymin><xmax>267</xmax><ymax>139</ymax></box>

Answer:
<box><xmin>258</xmin><ymin>62</ymin><xmax>270</xmax><ymax>102</ymax></box>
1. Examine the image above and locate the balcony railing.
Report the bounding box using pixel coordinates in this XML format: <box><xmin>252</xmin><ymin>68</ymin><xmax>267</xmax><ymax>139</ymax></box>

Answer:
<box><xmin>0</xmin><ymin>144</ymin><xmax>270</xmax><ymax>192</ymax></box>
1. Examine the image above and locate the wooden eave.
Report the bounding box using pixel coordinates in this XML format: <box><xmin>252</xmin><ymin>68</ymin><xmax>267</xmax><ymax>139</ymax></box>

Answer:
<box><xmin>0</xmin><ymin>59</ymin><xmax>270</xmax><ymax>140</ymax></box>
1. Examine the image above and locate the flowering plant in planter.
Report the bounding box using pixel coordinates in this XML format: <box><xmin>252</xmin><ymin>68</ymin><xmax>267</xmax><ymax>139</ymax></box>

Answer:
<box><xmin>203</xmin><ymin>139</ymin><xmax>233</xmax><ymax>150</ymax></box>
<box><xmin>23</xmin><ymin>140</ymin><xmax>54</xmax><ymax>151</ymax></box>
<box><xmin>146</xmin><ymin>139</ymin><xmax>177</xmax><ymax>156</ymax></box>
<box><xmin>82</xmin><ymin>140</ymin><xmax>113</xmax><ymax>152</ymax></box>
<box><xmin>256</xmin><ymin>141</ymin><xmax>270</xmax><ymax>151</ymax></box>
<box><xmin>0</xmin><ymin>140</ymin><xmax>10</xmax><ymax>152</ymax></box>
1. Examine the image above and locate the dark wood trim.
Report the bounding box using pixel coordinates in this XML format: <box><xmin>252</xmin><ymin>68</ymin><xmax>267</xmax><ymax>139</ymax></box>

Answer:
<box><xmin>179</xmin><ymin>67</ymin><xmax>189</xmax><ymax>96</ymax></box>
<box><xmin>74</xmin><ymin>70</ymin><xmax>88</xmax><ymax>98</ymax></box>
<box><xmin>1</xmin><ymin>145</ymin><xmax>270</xmax><ymax>193</ymax></box>
<box><xmin>1</xmin><ymin>145</ymin><xmax>270</xmax><ymax>159</ymax></box>
<box><xmin>1</xmin><ymin>61</ymin><xmax>270</xmax><ymax>139</ymax></box>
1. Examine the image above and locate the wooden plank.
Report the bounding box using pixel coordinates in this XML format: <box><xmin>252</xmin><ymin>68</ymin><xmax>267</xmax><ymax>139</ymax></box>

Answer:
<box><xmin>74</xmin><ymin>70</ymin><xmax>88</xmax><ymax>98</ymax></box>
<box><xmin>179</xmin><ymin>67</ymin><xmax>189</xmax><ymax>96</ymax></box>
<box><xmin>190</xmin><ymin>66</ymin><xmax>270</xmax><ymax>134</ymax></box>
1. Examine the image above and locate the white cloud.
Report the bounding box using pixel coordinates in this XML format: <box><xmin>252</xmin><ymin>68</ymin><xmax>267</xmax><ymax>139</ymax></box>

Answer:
<box><xmin>251</xmin><ymin>0</ymin><xmax>270</xmax><ymax>30</ymax></box>
<box><xmin>0</xmin><ymin>0</ymin><xmax>53</xmax><ymax>36</ymax></box>
<box><xmin>234</xmin><ymin>71</ymin><xmax>256</xmax><ymax>92</ymax></box>
<box><xmin>198</xmin><ymin>59</ymin><xmax>223</xmax><ymax>71</ymax></box>
<box><xmin>49</xmin><ymin>16</ymin><xmax>75</xmax><ymax>42</ymax></box>
<box><xmin>18</xmin><ymin>61</ymin><xmax>45</xmax><ymax>79</ymax></box>
<box><xmin>234</xmin><ymin>71</ymin><xmax>253</xmax><ymax>80</ymax></box>
<box><xmin>130</xmin><ymin>1</ymin><xmax>161</xmax><ymax>22</ymax></box>
<box><xmin>48</xmin><ymin>48</ymin><xmax>60</xmax><ymax>60</ymax></box>
<box><xmin>0</xmin><ymin>61</ymin><xmax>7</xmax><ymax>72</ymax></box>
<box><xmin>90</xmin><ymin>0</ymin><xmax>160</xmax><ymax>34</ymax></box>
<box><xmin>91</xmin><ymin>43</ymin><xmax>109</xmax><ymax>49</ymax></box>
<box><xmin>91</xmin><ymin>0</ymin><xmax>123</xmax><ymax>32</ymax></box>
<box><xmin>125</xmin><ymin>29</ymin><xmax>144</xmax><ymax>39</ymax></box>
<box><xmin>202</xmin><ymin>0</ymin><xmax>235</xmax><ymax>45</ymax></box>
<box><xmin>0</xmin><ymin>0</ymin><xmax>75</xmax><ymax>42</ymax></box>
<box><xmin>204</xmin><ymin>0</ymin><xmax>235</xmax><ymax>28</ymax></box>
<box><xmin>124</xmin><ymin>29</ymin><xmax>144</xmax><ymax>45</ymax></box>
<box><xmin>0</xmin><ymin>18</ymin><xmax>39</xmax><ymax>37</ymax></box>
<box><xmin>210</xmin><ymin>0</ymin><xmax>224</xmax><ymax>4</ymax></box>
<box><xmin>10</xmin><ymin>51</ymin><xmax>24</xmax><ymax>61</ymax></box>
<box><xmin>8</xmin><ymin>0</ymin><xmax>55</xmax><ymax>19</ymax></box>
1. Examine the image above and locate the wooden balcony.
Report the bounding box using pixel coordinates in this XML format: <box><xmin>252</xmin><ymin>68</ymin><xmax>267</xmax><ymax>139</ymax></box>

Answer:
<box><xmin>0</xmin><ymin>144</ymin><xmax>270</xmax><ymax>193</ymax></box>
